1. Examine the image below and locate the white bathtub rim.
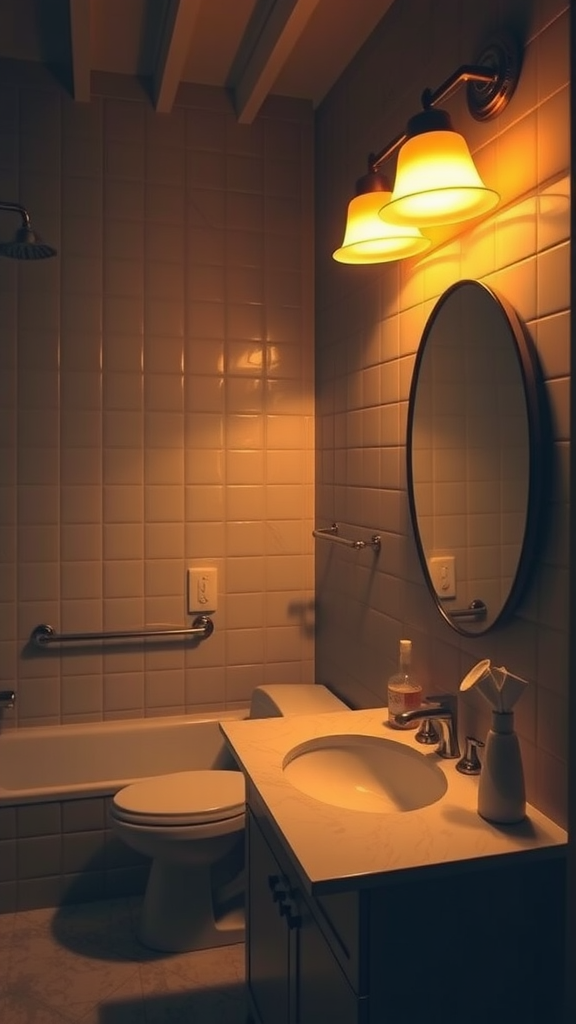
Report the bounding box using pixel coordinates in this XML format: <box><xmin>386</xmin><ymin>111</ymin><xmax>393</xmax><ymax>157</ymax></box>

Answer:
<box><xmin>0</xmin><ymin>709</ymin><xmax>248</xmax><ymax>806</ymax></box>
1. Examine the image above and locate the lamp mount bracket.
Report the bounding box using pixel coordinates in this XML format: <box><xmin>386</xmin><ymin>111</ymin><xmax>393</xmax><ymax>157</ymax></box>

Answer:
<box><xmin>466</xmin><ymin>36</ymin><xmax>522</xmax><ymax>121</ymax></box>
<box><xmin>371</xmin><ymin>33</ymin><xmax>521</xmax><ymax>171</ymax></box>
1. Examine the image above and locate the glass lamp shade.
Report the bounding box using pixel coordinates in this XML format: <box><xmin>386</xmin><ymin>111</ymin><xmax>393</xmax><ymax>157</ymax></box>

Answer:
<box><xmin>382</xmin><ymin>129</ymin><xmax>499</xmax><ymax>227</ymax></box>
<box><xmin>332</xmin><ymin>191</ymin><xmax>430</xmax><ymax>264</ymax></box>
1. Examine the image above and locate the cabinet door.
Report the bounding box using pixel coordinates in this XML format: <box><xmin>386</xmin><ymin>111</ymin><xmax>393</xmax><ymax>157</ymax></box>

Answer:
<box><xmin>297</xmin><ymin>898</ymin><xmax>362</xmax><ymax>1024</ymax></box>
<box><xmin>247</xmin><ymin>811</ymin><xmax>294</xmax><ymax>1024</ymax></box>
<box><xmin>247</xmin><ymin>803</ymin><xmax>364</xmax><ymax>1024</ymax></box>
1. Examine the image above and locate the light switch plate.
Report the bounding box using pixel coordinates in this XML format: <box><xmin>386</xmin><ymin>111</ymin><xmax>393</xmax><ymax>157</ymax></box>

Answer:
<box><xmin>428</xmin><ymin>555</ymin><xmax>456</xmax><ymax>599</ymax></box>
<box><xmin>187</xmin><ymin>567</ymin><xmax>218</xmax><ymax>613</ymax></box>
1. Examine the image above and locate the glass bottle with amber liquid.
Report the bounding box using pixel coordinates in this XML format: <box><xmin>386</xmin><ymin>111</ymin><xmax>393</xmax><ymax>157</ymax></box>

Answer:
<box><xmin>387</xmin><ymin>639</ymin><xmax>422</xmax><ymax>728</ymax></box>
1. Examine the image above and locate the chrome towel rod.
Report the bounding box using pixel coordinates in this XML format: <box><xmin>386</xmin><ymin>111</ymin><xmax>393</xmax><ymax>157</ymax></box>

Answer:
<box><xmin>313</xmin><ymin>523</ymin><xmax>381</xmax><ymax>553</ymax></box>
<box><xmin>30</xmin><ymin>615</ymin><xmax>214</xmax><ymax>648</ymax></box>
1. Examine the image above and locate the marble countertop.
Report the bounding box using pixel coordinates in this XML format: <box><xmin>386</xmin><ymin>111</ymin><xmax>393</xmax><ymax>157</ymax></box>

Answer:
<box><xmin>220</xmin><ymin>708</ymin><xmax>567</xmax><ymax>895</ymax></box>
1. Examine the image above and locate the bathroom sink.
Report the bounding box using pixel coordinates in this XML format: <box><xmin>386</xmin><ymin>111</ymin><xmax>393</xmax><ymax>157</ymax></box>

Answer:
<box><xmin>282</xmin><ymin>734</ymin><xmax>447</xmax><ymax>813</ymax></box>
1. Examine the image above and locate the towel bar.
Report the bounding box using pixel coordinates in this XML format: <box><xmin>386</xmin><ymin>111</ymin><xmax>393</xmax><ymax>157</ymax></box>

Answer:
<box><xmin>312</xmin><ymin>523</ymin><xmax>381</xmax><ymax>553</ymax></box>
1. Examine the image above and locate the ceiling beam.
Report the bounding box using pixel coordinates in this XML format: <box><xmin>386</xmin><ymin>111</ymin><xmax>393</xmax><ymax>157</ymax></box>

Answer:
<box><xmin>229</xmin><ymin>0</ymin><xmax>321</xmax><ymax>124</ymax></box>
<box><xmin>69</xmin><ymin>0</ymin><xmax>91</xmax><ymax>102</ymax></box>
<box><xmin>153</xmin><ymin>0</ymin><xmax>202</xmax><ymax>113</ymax></box>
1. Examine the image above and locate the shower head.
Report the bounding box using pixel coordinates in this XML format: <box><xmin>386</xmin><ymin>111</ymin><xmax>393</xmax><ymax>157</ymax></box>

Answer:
<box><xmin>0</xmin><ymin>226</ymin><xmax>57</xmax><ymax>260</ymax></box>
<box><xmin>0</xmin><ymin>201</ymin><xmax>57</xmax><ymax>260</ymax></box>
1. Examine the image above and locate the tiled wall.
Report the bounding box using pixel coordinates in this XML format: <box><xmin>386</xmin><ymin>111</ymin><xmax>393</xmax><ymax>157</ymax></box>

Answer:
<box><xmin>315</xmin><ymin>0</ymin><xmax>570</xmax><ymax>829</ymax></box>
<box><xmin>0</xmin><ymin>62</ymin><xmax>315</xmax><ymax>730</ymax></box>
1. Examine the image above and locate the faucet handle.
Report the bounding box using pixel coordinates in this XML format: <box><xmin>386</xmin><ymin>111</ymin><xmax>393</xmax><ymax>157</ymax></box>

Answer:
<box><xmin>414</xmin><ymin>697</ymin><xmax>444</xmax><ymax>745</ymax></box>
<box><xmin>456</xmin><ymin>736</ymin><xmax>485</xmax><ymax>775</ymax></box>
<box><xmin>415</xmin><ymin>717</ymin><xmax>441</xmax><ymax>745</ymax></box>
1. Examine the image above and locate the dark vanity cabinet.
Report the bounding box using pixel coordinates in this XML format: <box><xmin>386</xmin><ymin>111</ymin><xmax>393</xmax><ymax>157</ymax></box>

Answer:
<box><xmin>247</xmin><ymin>788</ymin><xmax>367</xmax><ymax>1024</ymax></box>
<box><xmin>246</xmin><ymin>785</ymin><xmax>566</xmax><ymax>1024</ymax></box>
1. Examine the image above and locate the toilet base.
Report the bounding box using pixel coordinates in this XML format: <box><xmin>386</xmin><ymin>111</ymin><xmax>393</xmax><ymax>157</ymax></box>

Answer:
<box><xmin>138</xmin><ymin>860</ymin><xmax>245</xmax><ymax>953</ymax></box>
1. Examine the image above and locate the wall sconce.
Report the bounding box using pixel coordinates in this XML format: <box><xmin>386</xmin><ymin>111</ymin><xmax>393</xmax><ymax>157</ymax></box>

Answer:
<box><xmin>333</xmin><ymin>37</ymin><xmax>522</xmax><ymax>264</ymax></box>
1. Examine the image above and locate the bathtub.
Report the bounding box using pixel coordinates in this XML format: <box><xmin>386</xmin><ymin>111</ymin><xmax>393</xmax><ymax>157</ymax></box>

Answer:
<box><xmin>0</xmin><ymin>709</ymin><xmax>248</xmax><ymax>806</ymax></box>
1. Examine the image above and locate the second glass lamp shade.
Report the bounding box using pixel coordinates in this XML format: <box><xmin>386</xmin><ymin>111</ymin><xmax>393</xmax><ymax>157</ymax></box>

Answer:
<box><xmin>333</xmin><ymin>190</ymin><xmax>430</xmax><ymax>264</ymax></box>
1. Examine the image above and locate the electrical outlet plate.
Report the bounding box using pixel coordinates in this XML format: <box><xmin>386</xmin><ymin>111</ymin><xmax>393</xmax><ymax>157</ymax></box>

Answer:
<box><xmin>428</xmin><ymin>555</ymin><xmax>456</xmax><ymax>599</ymax></box>
<box><xmin>187</xmin><ymin>567</ymin><xmax>218</xmax><ymax>613</ymax></box>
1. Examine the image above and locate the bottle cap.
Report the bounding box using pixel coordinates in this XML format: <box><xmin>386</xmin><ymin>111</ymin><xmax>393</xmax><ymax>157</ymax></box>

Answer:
<box><xmin>400</xmin><ymin>639</ymin><xmax>412</xmax><ymax>652</ymax></box>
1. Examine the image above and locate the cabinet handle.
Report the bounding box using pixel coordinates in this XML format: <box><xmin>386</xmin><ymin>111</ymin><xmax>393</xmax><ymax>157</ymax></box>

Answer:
<box><xmin>279</xmin><ymin>897</ymin><xmax>301</xmax><ymax>929</ymax></box>
<box><xmin>269</xmin><ymin>873</ymin><xmax>301</xmax><ymax>927</ymax></box>
<box><xmin>268</xmin><ymin>874</ymin><xmax>289</xmax><ymax>902</ymax></box>
<box><xmin>284</xmin><ymin>907</ymin><xmax>302</xmax><ymax>930</ymax></box>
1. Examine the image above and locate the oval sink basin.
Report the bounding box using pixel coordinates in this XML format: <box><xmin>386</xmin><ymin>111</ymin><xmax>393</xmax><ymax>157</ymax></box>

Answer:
<box><xmin>282</xmin><ymin>734</ymin><xmax>447</xmax><ymax>813</ymax></box>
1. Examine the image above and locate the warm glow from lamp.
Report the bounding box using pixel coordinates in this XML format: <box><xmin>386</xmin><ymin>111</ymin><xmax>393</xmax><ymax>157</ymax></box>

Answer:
<box><xmin>332</xmin><ymin>179</ymin><xmax>430</xmax><ymax>264</ymax></box>
<box><xmin>382</xmin><ymin>110</ymin><xmax>500</xmax><ymax>228</ymax></box>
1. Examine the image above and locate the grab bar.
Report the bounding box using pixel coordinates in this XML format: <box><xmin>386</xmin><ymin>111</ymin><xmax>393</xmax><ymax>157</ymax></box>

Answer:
<box><xmin>312</xmin><ymin>523</ymin><xmax>381</xmax><ymax>553</ymax></box>
<box><xmin>448</xmin><ymin>600</ymin><xmax>487</xmax><ymax>622</ymax></box>
<box><xmin>30</xmin><ymin>615</ymin><xmax>214</xmax><ymax>648</ymax></box>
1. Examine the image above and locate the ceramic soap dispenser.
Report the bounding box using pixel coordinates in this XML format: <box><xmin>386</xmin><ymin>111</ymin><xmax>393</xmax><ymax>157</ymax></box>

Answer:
<box><xmin>460</xmin><ymin>660</ymin><xmax>528</xmax><ymax>825</ymax></box>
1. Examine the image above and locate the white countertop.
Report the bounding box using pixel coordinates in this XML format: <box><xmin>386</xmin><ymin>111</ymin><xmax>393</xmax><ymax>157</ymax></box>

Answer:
<box><xmin>220</xmin><ymin>708</ymin><xmax>567</xmax><ymax>895</ymax></box>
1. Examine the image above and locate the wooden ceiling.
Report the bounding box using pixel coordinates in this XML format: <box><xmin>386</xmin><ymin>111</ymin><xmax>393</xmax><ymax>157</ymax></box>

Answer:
<box><xmin>0</xmin><ymin>0</ymin><xmax>395</xmax><ymax>122</ymax></box>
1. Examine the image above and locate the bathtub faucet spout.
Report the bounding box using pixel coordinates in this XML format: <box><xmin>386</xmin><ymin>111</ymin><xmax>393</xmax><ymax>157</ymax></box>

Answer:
<box><xmin>0</xmin><ymin>690</ymin><xmax>15</xmax><ymax>708</ymax></box>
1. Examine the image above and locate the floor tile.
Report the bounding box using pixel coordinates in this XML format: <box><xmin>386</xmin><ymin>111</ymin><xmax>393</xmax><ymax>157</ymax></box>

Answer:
<box><xmin>0</xmin><ymin>899</ymin><xmax>249</xmax><ymax>1024</ymax></box>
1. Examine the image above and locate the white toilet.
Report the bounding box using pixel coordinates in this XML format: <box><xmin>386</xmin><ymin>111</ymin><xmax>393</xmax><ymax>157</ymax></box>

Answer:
<box><xmin>109</xmin><ymin>684</ymin><xmax>346</xmax><ymax>952</ymax></box>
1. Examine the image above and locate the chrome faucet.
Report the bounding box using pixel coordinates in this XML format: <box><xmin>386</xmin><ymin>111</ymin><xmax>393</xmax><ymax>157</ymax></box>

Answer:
<box><xmin>394</xmin><ymin>695</ymin><xmax>460</xmax><ymax>758</ymax></box>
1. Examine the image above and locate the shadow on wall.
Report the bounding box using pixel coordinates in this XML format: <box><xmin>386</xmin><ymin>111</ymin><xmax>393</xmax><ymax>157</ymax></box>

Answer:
<box><xmin>287</xmin><ymin>598</ymin><xmax>316</xmax><ymax>638</ymax></box>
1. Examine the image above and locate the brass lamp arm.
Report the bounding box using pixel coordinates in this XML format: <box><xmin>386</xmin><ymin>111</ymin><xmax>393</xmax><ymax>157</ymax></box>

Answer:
<box><xmin>368</xmin><ymin>36</ymin><xmax>521</xmax><ymax>174</ymax></box>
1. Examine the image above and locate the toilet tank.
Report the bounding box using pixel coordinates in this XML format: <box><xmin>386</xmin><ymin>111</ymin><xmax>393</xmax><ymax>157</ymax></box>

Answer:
<box><xmin>248</xmin><ymin>684</ymin><xmax>346</xmax><ymax>719</ymax></box>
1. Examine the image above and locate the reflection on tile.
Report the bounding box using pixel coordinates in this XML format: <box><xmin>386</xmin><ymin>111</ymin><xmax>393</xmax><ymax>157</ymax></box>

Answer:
<box><xmin>0</xmin><ymin>898</ymin><xmax>247</xmax><ymax>1024</ymax></box>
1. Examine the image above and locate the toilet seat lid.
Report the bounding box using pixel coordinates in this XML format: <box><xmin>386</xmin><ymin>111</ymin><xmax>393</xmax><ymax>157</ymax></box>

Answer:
<box><xmin>112</xmin><ymin>770</ymin><xmax>245</xmax><ymax>824</ymax></box>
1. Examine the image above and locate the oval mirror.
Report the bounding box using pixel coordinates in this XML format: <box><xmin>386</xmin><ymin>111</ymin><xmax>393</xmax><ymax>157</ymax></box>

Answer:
<box><xmin>407</xmin><ymin>280</ymin><xmax>548</xmax><ymax>636</ymax></box>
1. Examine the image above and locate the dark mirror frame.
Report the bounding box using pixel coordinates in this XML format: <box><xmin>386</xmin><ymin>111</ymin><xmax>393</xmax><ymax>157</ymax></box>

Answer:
<box><xmin>406</xmin><ymin>279</ymin><xmax>550</xmax><ymax>637</ymax></box>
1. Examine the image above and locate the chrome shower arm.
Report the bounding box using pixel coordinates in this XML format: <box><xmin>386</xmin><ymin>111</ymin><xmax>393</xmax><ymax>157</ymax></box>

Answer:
<box><xmin>0</xmin><ymin>201</ymin><xmax>31</xmax><ymax>228</ymax></box>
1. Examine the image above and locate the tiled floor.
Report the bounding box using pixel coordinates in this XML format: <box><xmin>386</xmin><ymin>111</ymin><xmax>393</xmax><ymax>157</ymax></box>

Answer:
<box><xmin>0</xmin><ymin>898</ymin><xmax>249</xmax><ymax>1023</ymax></box>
